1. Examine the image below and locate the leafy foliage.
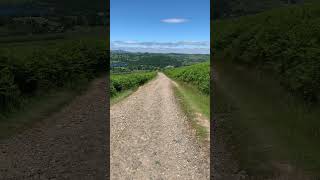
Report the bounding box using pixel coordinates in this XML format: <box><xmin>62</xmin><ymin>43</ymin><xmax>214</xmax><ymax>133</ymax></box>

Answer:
<box><xmin>110</xmin><ymin>72</ymin><xmax>156</xmax><ymax>97</ymax></box>
<box><xmin>0</xmin><ymin>40</ymin><xmax>107</xmax><ymax>111</ymax></box>
<box><xmin>213</xmin><ymin>2</ymin><xmax>320</xmax><ymax>102</ymax></box>
<box><xmin>165</xmin><ymin>62</ymin><xmax>210</xmax><ymax>95</ymax></box>
<box><xmin>213</xmin><ymin>0</ymin><xmax>305</xmax><ymax>19</ymax></box>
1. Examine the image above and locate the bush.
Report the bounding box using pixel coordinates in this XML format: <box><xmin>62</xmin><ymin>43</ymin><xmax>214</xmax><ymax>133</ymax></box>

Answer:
<box><xmin>213</xmin><ymin>2</ymin><xmax>320</xmax><ymax>102</ymax></box>
<box><xmin>164</xmin><ymin>62</ymin><xmax>210</xmax><ymax>94</ymax></box>
<box><xmin>0</xmin><ymin>40</ymin><xmax>107</xmax><ymax>112</ymax></box>
<box><xmin>0</xmin><ymin>66</ymin><xmax>19</xmax><ymax>110</ymax></box>
<box><xmin>110</xmin><ymin>72</ymin><xmax>156</xmax><ymax>97</ymax></box>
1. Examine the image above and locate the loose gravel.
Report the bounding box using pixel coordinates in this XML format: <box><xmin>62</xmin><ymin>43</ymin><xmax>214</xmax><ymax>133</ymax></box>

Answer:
<box><xmin>111</xmin><ymin>73</ymin><xmax>210</xmax><ymax>179</ymax></box>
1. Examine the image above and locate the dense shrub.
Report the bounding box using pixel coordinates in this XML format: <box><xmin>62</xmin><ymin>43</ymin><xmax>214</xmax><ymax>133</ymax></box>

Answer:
<box><xmin>213</xmin><ymin>2</ymin><xmax>320</xmax><ymax>102</ymax></box>
<box><xmin>110</xmin><ymin>72</ymin><xmax>156</xmax><ymax>97</ymax></box>
<box><xmin>164</xmin><ymin>62</ymin><xmax>210</xmax><ymax>94</ymax></box>
<box><xmin>0</xmin><ymin>64</ymin><xmax>19</xmax><ymax>110</ymax></box>
<box><xmin>0</xmin><ymin>40</ymin><xmax>107</xmax><ymax>111</ymax></box>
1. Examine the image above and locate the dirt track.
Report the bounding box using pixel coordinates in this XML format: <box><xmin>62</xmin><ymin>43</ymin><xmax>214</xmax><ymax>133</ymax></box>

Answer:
<box><xmin>0</xmin><ymin>77</ymin><xmax>108</xmax><ymax>180</ymax></box>
<box><xmin>111</xmin><ymin>73</ymin><xmax>210</xmax><ymax>179</ymax></box>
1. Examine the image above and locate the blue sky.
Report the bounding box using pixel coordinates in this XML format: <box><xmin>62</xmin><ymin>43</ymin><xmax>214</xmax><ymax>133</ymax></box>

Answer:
<box><xmin>110</xmin><ymin>0</ymin><xmax>210</xmax><ymax>54</ymax></box>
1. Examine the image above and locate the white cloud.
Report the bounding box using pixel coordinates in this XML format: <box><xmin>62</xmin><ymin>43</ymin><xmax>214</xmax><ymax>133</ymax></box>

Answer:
<box><xmin>160</xmin><ymin>18</ymin><xmax>189</xmax><ymax>24</ymax></box>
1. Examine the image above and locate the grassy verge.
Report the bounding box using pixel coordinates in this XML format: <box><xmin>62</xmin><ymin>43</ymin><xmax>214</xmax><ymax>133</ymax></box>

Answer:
<box><xmin>214</xmin><ymin>58</ymin><xmax>320</xmax><ymax>177</ymax></box>
<box><xmin>110</xmin><ymin>89</ymin><xmax>136</xmax><ymax>106</ymax></box>
<box><xmin>164</xmin><ymin>62</ymin><xmax>210</xmax><ymax>141</ymax></box>
<box><xmin>173</xmin><ymin>81</ymin><xmax>210</xmax><ymax>141</ymax></box>
<box><xmin>0</xmin><ymin>80</ymin><xmax>90</xmax><ymax>140</ymax></box>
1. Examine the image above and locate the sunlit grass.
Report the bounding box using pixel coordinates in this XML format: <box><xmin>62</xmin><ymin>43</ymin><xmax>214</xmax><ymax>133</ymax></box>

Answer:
<box><xmin>173</xmin><ymin>81</ymin><xmax>210</xmax><ymax>141</ymax></box>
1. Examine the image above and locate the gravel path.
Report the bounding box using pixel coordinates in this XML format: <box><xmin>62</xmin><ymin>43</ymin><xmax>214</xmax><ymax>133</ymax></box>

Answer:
<box><xmin>0</xmin><ymin>77</ymin><xmax>108</xmax><ymax>180</ymax></box>
<box><xmin>111</xmin><ymin>73</ymin><xmax>210</xmax><ymax>179</ymax></box>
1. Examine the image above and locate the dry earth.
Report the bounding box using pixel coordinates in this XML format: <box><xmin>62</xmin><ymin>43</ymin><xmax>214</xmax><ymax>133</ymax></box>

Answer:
<box><xmin>0</xmin><ymin>77</ymin><xmax>109</xmax><ymax>180</ymax></box>
<box><xmin>111</xmin><ymin>73</ymin><xmax>210</xmax><ymax>179</ymax></box>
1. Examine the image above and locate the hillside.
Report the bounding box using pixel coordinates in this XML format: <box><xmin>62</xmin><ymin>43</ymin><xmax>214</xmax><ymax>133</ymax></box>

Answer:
<box><xmin>213</xmin><ymin>1</ymin><xmax>320</xmax><ymax>102</ymax></box>
<box><xmin>213</xmin><ymin>1</ymin><xmax>320</xmax><ymax>177</ymax></box>
<box><xmin>111</xmin><ymin>52</ymin><xmax>209</xmax><ymax>73</ymax></box>
<box><xmin>213</xmin><ymin>0</ymin><xmax>304</xmax><ymax>19</ymax></box>
<box><xmin>0</xmin><ymin>0</ymin><xmax>106</xmax><ymax>15</ymax></box>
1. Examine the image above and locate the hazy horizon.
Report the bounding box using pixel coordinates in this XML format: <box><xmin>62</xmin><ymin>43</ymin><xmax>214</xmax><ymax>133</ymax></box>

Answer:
<box><xmin>110</xmin><ymin>40</ymin><xmax>210</xmax><ymax>54</ymax></box>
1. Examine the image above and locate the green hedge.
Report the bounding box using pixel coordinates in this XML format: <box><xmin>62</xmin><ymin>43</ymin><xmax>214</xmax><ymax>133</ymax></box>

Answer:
<box><xmin>110</xmin><ymin>72</ymin><xmax>156</xmax><ymax>97</ymax></box>
<box><xmin>0</xmin><ymin>40</ymin><xmax>107</xmax><ymax>111</ymax></box>
<box><xmin>164</xmin><ymin>62</ymin><xmax>210</xmax><ymax>94</ymax></box>
<box><xmin>213</xmin><ymin>2</ymin><xmax>320</xmax><ymax>102</ymax></box>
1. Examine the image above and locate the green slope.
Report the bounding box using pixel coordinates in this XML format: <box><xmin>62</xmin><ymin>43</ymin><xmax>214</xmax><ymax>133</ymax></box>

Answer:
<box><xmin>213</xmin><ymin>1</ymin><xmax>320</xmax><ymax>177</ymax></box>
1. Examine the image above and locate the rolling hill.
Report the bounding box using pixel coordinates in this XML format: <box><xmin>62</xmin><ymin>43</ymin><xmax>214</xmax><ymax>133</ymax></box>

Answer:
<box><xmin>213</xmin><ymin>0</ymin><xmax>304</xmax><ymax>19</ymax></box>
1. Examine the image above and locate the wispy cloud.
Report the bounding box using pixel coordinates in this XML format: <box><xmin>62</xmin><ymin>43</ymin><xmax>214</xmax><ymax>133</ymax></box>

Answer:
<box><xmin>111</xmin><ymin>40</ymin><xmax>209</xmax><ymax>54</ymax></box>
<box><xmin>160</xmin><ymin>18</ymin><xmax>189</xmax><ymax>24</ymax></box>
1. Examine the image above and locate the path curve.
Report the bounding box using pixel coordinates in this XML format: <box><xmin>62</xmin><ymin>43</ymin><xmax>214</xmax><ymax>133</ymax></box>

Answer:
<box><xmin>111</xmin><ymin>73</ymin><xmax>209</xmax><ymax>179</ymax></box>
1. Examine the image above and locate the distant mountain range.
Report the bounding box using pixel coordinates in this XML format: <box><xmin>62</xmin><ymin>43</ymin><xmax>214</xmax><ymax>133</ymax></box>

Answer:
<box><xmin>111</xmin><ymin>50</ymin><xmax>130</xmax><ymax>54</ymax></box>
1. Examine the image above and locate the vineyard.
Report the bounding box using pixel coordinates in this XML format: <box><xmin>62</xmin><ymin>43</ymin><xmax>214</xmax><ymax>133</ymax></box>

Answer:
<box><xmin>0</xmin><ymin>40</ymin><xmax>107</xmax><ymax>113</ymax></box>
<box><xmin>213</xmin><ymin>2</ymin><xmax>320</xmax><ymax>103</ymax></box>
<box><xmin>164</xmin><ymin>62</ymin><xmax>210</xmax><ymax>95</ymax></box>
<box><xmin>110</xmin><ymin>71</ymin><xmax>157</xmax><ymax>97</ymax></box>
